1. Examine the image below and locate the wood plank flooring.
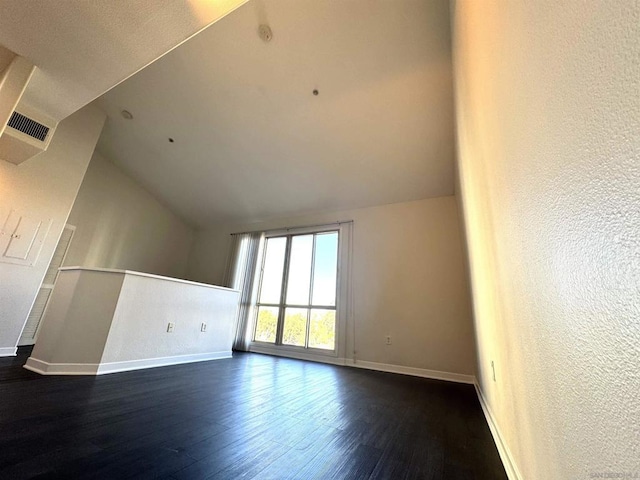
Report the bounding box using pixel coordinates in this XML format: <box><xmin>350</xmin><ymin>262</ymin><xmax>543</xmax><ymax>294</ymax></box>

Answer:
<box><xmin>0</xmin><ymin>348</ymin><xmax>507</xmax><ymax>479</ymax></box>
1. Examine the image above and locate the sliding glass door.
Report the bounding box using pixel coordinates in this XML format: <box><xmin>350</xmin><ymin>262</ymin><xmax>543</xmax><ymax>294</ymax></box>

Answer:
<box><xmin>253</xmin><ymin>231</ymin><xmax>339</xmax><ymax>352</ymax></box>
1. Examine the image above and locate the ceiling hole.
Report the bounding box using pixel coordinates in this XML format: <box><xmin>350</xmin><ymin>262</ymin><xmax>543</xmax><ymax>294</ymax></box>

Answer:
<box><xmin>258</xmin><ymin>25</ymin><xmax>273</xmax><ymax>42</ymax></box>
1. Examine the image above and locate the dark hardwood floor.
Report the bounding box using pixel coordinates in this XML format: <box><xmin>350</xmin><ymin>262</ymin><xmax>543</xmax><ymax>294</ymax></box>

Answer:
<box><xmin>0</xmin><ymin>347</ymin><xmax>507</xmax><ymax>479</ymax></box>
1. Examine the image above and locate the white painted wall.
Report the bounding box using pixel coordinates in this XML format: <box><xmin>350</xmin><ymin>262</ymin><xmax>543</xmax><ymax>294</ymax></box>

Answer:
<box><xmin>29</xmin><ymin>269</ymin><xmax>123</xmax><ymax>365</ymax></box>
<box><xmin>64</xmin><ymin>151</ymin><xmax>194</xmax><ymax>279</ymax></box>
<box><xmin>102</xmin><ymin>271</ymin><xmax>238</xmax><ymax>365</ymax></box>
<box><xmin>27</xmin><ymin>268</ymin><xmax>239</xmax><ymax>374</ymax></box>
<box><xmin>452</xmin><ymin>1</ymin><xmax>639</xmax><ymax>478</ymax></box>
<box><xmin>0</xmin><ymin>104</ymin><xmax>105</xmax><ymax>355</ymax></box>
<box><xmin>0</xmin><ymin>52</ymin><xmax>34</xmax><ymax>139</ymax></box>
<box><xmin>188</xmin><ymin>196</ymin><xmax>476</xmax><ymax>376</ymax></box>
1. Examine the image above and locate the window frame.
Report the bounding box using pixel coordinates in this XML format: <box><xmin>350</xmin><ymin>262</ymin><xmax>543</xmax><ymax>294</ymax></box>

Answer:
<box><xmin>249</xmin><ymin>220</ymin><xmax>353</xmax><ymax>365</ymax></box>
<box><xmin>251</xmin><ymin>226</ymin><xmax>342</xmax><ymax>357</ymax></box>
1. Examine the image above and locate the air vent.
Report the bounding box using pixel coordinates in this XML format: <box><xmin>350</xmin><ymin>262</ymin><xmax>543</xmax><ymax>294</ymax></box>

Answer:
<box><xmin>0</xmin><ymin>106</ymin><xmax>58</xmax><ymax>165</ymax></box>
<box><xmin>7</xmin><ymin>111</ymin><xmax>49</xmax><ymax>142</ymax></box>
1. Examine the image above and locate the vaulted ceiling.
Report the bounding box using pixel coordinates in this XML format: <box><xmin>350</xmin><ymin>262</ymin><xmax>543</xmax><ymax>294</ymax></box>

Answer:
<box><xmin>0</xmin><ymin>0</ymin><xmax>248</xmax><ymax>120</ymax></box>
<box><xmin>96</xmin><ymin>0</ymin><xmax>456</xmax><ymax>227</ymax></box>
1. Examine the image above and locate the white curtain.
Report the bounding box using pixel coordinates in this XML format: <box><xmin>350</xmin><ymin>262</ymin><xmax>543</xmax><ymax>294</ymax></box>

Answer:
<box><xmin>224</xmin><ymin>232</ymin><xmax>262</xmax><ymax>351</ymax></box>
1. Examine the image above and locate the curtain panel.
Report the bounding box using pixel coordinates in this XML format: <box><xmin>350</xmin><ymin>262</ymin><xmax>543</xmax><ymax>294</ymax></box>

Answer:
<box><xmin>224</xmin><ymin>232</ymin><xmax>262</xmax><ymax>351</ymax></box>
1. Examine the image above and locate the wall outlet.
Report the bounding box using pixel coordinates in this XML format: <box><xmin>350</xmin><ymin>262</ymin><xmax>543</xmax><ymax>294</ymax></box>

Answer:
<box><xmin>385</xmin><ymin>335</ymin><xmax>392</xmax><ymax>345</ymax></box>
<box><xmin>167</xmin><ymin>322</ymin><xmax>175</xmax><ymax>333</ymax></box>
<box><xmin>201</xmin><ymin>322</ymin><xmax>207</xmax><ymax>332</ymax></box>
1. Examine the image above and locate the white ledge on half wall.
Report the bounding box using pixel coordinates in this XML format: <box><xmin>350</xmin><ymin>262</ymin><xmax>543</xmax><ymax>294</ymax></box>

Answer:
<box><xmin>24</xmin><ymin>267</ymin><xmax>240</xmax><ymax>375</ymax></box>
<box><xmin>57</xmin><ymin>266</ymin><xmax>238</xmax><ymax>291</ymax></box>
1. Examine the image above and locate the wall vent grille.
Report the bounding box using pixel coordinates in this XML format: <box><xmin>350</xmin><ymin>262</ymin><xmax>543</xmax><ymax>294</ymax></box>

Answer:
<box><xmin>7</xmin><ymin>111</ymin><xmax>50</xmax><ymax>142</ymax></box>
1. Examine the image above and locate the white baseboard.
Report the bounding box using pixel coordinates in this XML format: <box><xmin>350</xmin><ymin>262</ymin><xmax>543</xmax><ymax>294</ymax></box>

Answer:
<box><xmin>96</xmin><ymin>351</ymin><xmax>232</xmax><ymax>374</ymax></box>
<box><xmin>24</xmin><ymin>357</ymin><xmax>99</xmax><ymax>375</ymax></box>
<box><xmin>249</xmin><ymin>346</ymin><xmax>476</xmax><ymax>384</ymax></box>
<box><xmin>249</xmin><ymin>345</ymin><xmax>347</xmax><ymax>366</ymax></box>
<box><xmin>346</xmin><ymin>359</ymin><xmax>476</xmax><ymax>384</ymax></box>
<box><xmin>474</xmin><ymin>383</ymin><xmax>523</xmax><ymax>480</ymax></box>
<box><xmin>0</xmin><ymin>347</ymin><xmax>17</xmax><ymax>357</ymax></box>
<box><xmin>24</xmin><ymin>351</ymin><xmax>232</xmax><ymax>376</ymax></box>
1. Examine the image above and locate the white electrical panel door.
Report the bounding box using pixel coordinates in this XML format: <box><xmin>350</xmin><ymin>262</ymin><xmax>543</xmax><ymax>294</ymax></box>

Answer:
<box><xmin>5</xmin><ymin>216</ymin><xmax>42</xmax><ymax>259</ymax></box>
<box><xmin>0</xmin><ymin>209</ymin><xmax>51</xmax><ymax>266</ymax></box>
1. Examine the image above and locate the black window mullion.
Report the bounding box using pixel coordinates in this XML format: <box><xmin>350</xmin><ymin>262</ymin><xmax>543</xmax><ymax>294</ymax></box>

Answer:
<box><xmin>275</xmin><ymin>235</ymin><xmax>292</xmax><ymax>345</ymax></box>
<box><xmin>304</xmin><ymin>234</ymin><xmax>317</xmax><ymax>348</ymax></box>
<box><xmin>252</xmin><ymin>239</ymin><xmax>270</xmax><ymax>341</ymax></box>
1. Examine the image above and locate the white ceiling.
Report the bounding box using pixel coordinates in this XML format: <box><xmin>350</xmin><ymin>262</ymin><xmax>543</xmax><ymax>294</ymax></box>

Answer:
<box><xmin>0</xmin><ymin>0</ymin><xmax>248</xmax><ymax>120</ymax></box>
<box><xmin>97</xmin><ymin>0</ymin><xmax>456</xmax><ymax>227</ymax></box>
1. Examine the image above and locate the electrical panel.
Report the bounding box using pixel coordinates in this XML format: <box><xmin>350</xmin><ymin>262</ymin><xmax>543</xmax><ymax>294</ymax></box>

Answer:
<box><xmin>0</xmin><ymin>209</ymin><xmax>51</xmax><ymax>266</ymax></box>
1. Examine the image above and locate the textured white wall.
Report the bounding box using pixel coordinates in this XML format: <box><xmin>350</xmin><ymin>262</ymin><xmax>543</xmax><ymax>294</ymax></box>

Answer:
<box><xmin>28</xmin><ymin>268</ymin><xmax>239</xmax><ymax>371</ymax></box>
<box><xmin>102</xmin><ymin>272</ymin><xmax>238</xmax><ymax>364</ymax></box>
<box><xmin>29</xmin><ymin>270</ymin><xmax>123</xmax><ymax>365</ymax></box>
<box><xmin>0</xmin><ymin>104</ymin><xmax>105</xmax><ymax>354</ymax></box>
<box><xmin>452</xmin><ymin>1</ymin><xmax>639</xmax><ymax>478</ymax></box>
<box><xmin>64</xmin><ymin>152</ymin><xmax>194</xmax><ymax>279</ymax></box>
<box><xmin>189</xmin><ymin>196</ymin><xmax>476</xmax><ymax>376</ymax></box>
